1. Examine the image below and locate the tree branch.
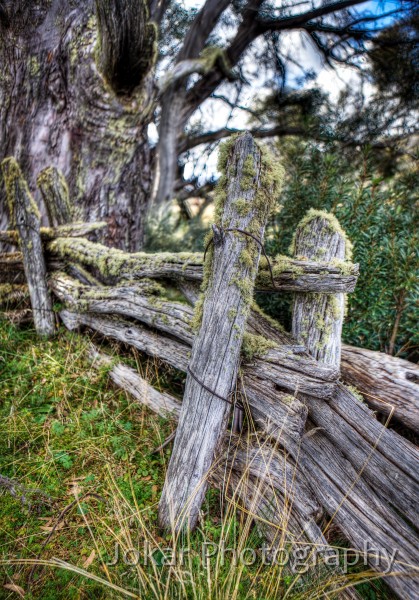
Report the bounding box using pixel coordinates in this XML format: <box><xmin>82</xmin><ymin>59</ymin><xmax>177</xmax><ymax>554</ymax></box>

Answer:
<box><xmin>184</xmin><ymin>0</ymin><xmax>371</xmax><ymax>119</ymax></box>
<box><xmin>177</xmin><ymin>0</ymin><xmax>231</xmax><ymax>61</ymax></box>
<box><xmin>179</xmin><ymin>125</ymin><xmax>416</xmax><ymax>156</ymax></box>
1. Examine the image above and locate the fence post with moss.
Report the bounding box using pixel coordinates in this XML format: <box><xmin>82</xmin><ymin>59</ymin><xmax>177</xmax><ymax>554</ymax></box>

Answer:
<box><xmin>1</xmin><ymin>157</ymin><xmax>55</xmax><ymax>338</ymax></box>
<box><xmin>291</xmin><ymin>209</ymin><xmax>352</xmax><ymax>368</ymax></box>
<box><xmin>158</xmin><ymin>132</ymin><xmax>283</xmax><ymax>532</ymax></box>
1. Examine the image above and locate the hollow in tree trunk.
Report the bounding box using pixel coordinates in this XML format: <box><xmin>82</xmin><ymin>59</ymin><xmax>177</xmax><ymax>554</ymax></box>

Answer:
<box><xmin>0</xmin><ymin>0</ymin><xmax>156</xmax><ymax>251</ymax></box>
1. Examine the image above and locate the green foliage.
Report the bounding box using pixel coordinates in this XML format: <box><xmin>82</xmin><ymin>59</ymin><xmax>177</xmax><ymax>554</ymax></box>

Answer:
<box><xmin>261</xmin><ymin>141</ymin><xmax>418</xmax><ymax>359</ymax></box>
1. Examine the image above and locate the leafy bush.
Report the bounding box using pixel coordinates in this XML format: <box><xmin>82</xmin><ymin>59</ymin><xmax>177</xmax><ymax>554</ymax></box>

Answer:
<box><xmin>261</xmin><ymin>141</ymin><xmax>418</xmax><ymax>360</ymax></box>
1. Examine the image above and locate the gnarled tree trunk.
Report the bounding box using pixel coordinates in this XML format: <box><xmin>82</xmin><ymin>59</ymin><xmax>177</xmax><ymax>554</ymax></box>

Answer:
<box><xmin>0</xmin><ymin>0</ymin><xmax>155</xmax><ymax>251</ymax></box>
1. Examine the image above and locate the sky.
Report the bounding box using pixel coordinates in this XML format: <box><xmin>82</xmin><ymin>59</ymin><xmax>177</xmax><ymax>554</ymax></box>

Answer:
<box><xmin>152</xmin><ymin>0</ymin><xmax>401</xmax><ymax>181</ymax></box>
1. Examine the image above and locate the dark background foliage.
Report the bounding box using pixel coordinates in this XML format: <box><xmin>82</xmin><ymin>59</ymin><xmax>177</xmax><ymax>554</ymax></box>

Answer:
<box><xmin>260</xmin><ymin>140</ymin><xmax>418</xmax><ymax>361</ymax></box>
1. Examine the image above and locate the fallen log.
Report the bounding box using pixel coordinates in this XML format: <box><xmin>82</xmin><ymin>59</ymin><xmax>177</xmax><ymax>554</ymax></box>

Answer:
<box><xmin>89</xmin><ymin>347</ymin><xmax>360</xmax><ymax>599</ymax></box>
<box><xmin>57</xmin><ymin>287</ymin><xmax>419</xmax><ymax>594</ymax></box>
<box><xmin>50</xmin><ymin>273</ymin><xmax>338</xmax><ymax>391</ymax></box>
<box><xmin>49</xmin><ymin>267</ymin><xmax>417</xmax><ymax>435</ymax></box>
<box><xmin>46</xmin><ymin>236</ymin><xmax>359</xmax><ymax>293</ymax></box>
<box><xmin>174</xmin><ymin>279</ymin><xmax>419</xmax><ymax>436</ymax></box>
<box><xmin>60</xmin><ymin>309</ymin><xmax>309</xmax><ymax>443</ymax></box>
<box><xmin>0</xmin><ymin>309</ymin><xmax>33</xmax><ymax>325</ymax></box>
<box><xmin>341</xmin><ymin>344</ymin><xmax>419</xmax><ymax>433</ymax></box>
<box><xmin>0</xmin><ymin>222</ymin><xmax>107</xmax><ymax>244</ymax></box>
<box><xmin>60</xmin><ymin>308</ymin><xmax>419</xmax><ymax>521</ymax></box>
<box><xmin>54</xmin><ymin>279</ymin><xmax>419</xmax><ymax>528</ymax></box>
<box><xmin>0</xmin><ymin>252</ymin><xmax>30</xmax><ymax>284</ymax></box>
<box><xmin>0</xmin><ymin>284</ymin><xmax>29</xmax><ymax>308</ymax></box>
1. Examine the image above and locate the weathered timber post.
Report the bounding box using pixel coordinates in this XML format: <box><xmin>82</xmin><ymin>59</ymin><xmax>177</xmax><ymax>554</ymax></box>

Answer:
<box><xmin>37</xmin><ymin>166</ymin><xmax>73</xmax><ymax>226</ymax></box>
<box><xmin>1</xmin><ymin>158</ymin><xmax>55</xmax><ymax>337</ymax></box>
<box><xmin>291</xmin><ymin>209</ymin><xmax>353</xmax><ymax>368</ymax></box>
<box><xmin>158</xmin><ymin>132</ymin><xmax>284</xmax><ymax>531</ymax></box>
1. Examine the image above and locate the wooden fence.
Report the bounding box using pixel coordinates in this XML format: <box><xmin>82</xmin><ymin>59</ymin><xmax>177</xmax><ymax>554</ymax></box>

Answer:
<box><xmin>1</xmin><ymin>135</ymin><xmax>418</xmax><ymax>599</ymax></box>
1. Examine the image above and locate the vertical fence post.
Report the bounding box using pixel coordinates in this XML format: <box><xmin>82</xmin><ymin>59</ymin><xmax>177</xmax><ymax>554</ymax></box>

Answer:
<box><xmin>1</xmin><ymin>158</ymin><xmax>55</xmax><ymax>337</ymax></box>
<box><xmin>158</xmin><ymin>133</ymin><xmax>283</xmax><ymax>532</ymax></box>
<box><xmin>37</xmin><ymin>166</ymin><xmax>73</xmax><ymax>226</ymax></box>
<box><xmin>291</xmin><ymin>209</ymin><xmax>352</xmax><ymax>368</ymax></box>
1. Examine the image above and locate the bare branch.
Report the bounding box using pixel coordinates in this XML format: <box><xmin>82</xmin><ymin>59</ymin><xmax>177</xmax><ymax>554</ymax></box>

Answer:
<box><xmin>179</xmin><ymin>125</ymin><xmax>416</xmax><ymax>156</ymax></box>
<box><xmin>177</xmin><ymin>0</ymin><xmax>231</xmax><ymax>61</ymax></box>
<box><xmin>180</xmin><ymin>125</ymin><xmax>310</xmax><ymax>152</ymax></box>
<box><xmin>184</xmin><ymin>0</ymin><xmax>369</xmax><ymax>119</ymax></box>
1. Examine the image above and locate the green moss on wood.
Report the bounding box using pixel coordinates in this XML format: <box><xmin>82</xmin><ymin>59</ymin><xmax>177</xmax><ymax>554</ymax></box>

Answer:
<box><xmin>290</xmin><ymin>208</ymin><xmax>353</xmax><ymax>261</ymax></box>
<box><xmin>241</xmin><ymin>332</ymin><xmax>277</xmax><ymax>360</ymax></box>
<box><xmin>251</xmin><ymin>302</ymin><xmax>285</xmax><ymax>333</ymax></box>
<box><xmin>1</xmin><ymin>158</ymin><xmax>41</xmax><ymax>226</ymax></box>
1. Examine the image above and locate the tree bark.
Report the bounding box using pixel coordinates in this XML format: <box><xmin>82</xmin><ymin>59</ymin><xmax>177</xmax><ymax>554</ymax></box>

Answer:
<box><xmin>0</xmin><ymin>0</ymin><xmax>155</xmax><ymax>251</ymax></box>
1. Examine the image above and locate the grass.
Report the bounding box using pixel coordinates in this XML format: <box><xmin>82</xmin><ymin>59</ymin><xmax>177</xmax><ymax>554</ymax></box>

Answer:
<box><xmin>0</xmin><ymin>320</ymin><xmax>395</xmax><ymax>599</ymax></box>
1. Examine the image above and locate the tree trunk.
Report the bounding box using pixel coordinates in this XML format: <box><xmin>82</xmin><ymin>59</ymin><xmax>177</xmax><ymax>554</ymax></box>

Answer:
<box><xmin>0</xmin><ymin>0</ymin><xmax>155</xmax><ymax>252</ymax></box>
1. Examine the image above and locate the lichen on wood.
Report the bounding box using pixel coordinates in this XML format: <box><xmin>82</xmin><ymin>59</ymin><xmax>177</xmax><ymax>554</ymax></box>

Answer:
<box><xmin>159</xmin><ymin>132</ymin><xmax>283</xmax><ymax>532</ymax></box>
<box><xmin>1</xmin><ymin>157</ymin><xmax>55</xmax><ymax>337</ymax></box>
<box><xmin>291</xmin><ymin>210</ymin><xmax>352</xmax><ymax>368</ymax></box>
<box><xmin>192</xmin><ymin>134</ymin><xmax>285</xmax><ymax>329</ymax></box>
<box><xmin>241</xmin><ymin>332</ymin><xmax>277</xmax><ymax>360</ymax></box>
<box><xmin>37</xmin><ymin>166</ymin><xmax>72</xmax><ymax>227</ymax></box>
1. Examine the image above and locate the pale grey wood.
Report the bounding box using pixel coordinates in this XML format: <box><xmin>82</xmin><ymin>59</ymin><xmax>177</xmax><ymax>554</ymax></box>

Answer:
<box><xmin>1</xmin><ymin>308</ymin><xmax>33</xmax><ymax>325</ymax></box>
<box><xmin>306</xmin><ymin>384</ymin><xmax>419</xmax><ymax>525</ymax></box>
<box><xmin>50</xmin><ymin>272</ymin><xmax>338</xmax><ymax>386</ymax></box>
<box><xmin>61</xmin><ymin>308</ymin><xmax>419</xmax><ymax>596</ymax></box>
<box><xmin>36</xmin><ymin>166</ymin><xmax>73</xmax><ymax>226</ymax></box>
<box><xmin>288</xmin><ymin>213</ymin><xmax>419</xmax><ymax>596</ymax></box>
<box><xmin>88</xmin><ymin>346</ymin><xmax>359</xmax><ymax>599</ymax></box>
<box><xmin>46</xmin><ymin>236</ymin><xmax>358</xmax><ymax>293</ymax></box>
<box><xmin>159</xmin><ymin>133</ymin><xmax>273</xmax><ymax>531</ymax></box>
<box><xmin>341</xmin><ymin>344</ymin><xmax>419</xmax><ymax>433</ymax></box>
<box><xmin>0</xmin><ymin>222</ymin><xmax>107</xmax><ymax>244</ymax></box>
<box><xmin>293</xmin><ymin>427</ymin><xmax>419</xmax><ymax>599</ymax></box>
<box><xmin>59</xmin><ymin>310</ymin><xmax>310</xmax><ymax>438</ymax></box>
<box><xmin>291</xmin><ymin>212</ymin><xmax>348</xmax><ymax>367</ymax></box>
<box><xmin>60</xmin><ymin>310</ymin><xmax>191</xmax><ymax>372</ymax></box>
<box><xmin>62</xmin><ymin>306</ymin><xmax>419</xmax><ymax>516</ymax></box>
<box><xmin>0</xmin><ymin>252</ymin><xmax>26</xmax><ymax>284</ymax></box>
<box><xmin>0</xmin><ymin>284</ymin><xmax>29</xmax><ymax>308</ymax></box>
<box><xmin>88</xmin><ymin>347</ymin><xmax>181</xmax><ymax>418</ymax></box>
<box><xmin>50</xmin><ymin>272</ymin><xmax>194</xmax><ymax>344</ymax></box>
<box><xmin>1</xmin><ymin>158</ymin><xmax>55</xmax><ymax>337</ymax></box>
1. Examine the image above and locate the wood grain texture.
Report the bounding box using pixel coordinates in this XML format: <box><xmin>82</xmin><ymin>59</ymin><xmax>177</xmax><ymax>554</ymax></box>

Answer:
<box><xmin>159</xmin><ymin>133</ymin><xmax>271</xmax><ymax>531</ymax></box>
<box><xmin>89</xmin><ymin>346</ymin><xmax>360</xmax><ymax>599</ymax></box>
<box><xmin>1</xmin><ymin>158</ymin><xmax>55</xmax><ymax>337</ymax></box>
<box><xmin>292</xmin><ymin>212</ymin><xmax>347</xmax><ymax>367</ymax></box>
<box><xmin>60</xmin><ymin>308</ymin><xmax>419</xmax><ymax>597</ymax></box>
<box><xmin>46</xmin><ymin>237</ymin><xmax>358</xmax><ymax>292</ymax></box>
<box><xmin>341</xmin><ymin>344</ymin><xmax>419</xmax><ymax>432</ymax></box>
<box><xmin>37</xmin><ymin>166</ymin><xmax>73</xmax><ymax>227</ymax></box>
